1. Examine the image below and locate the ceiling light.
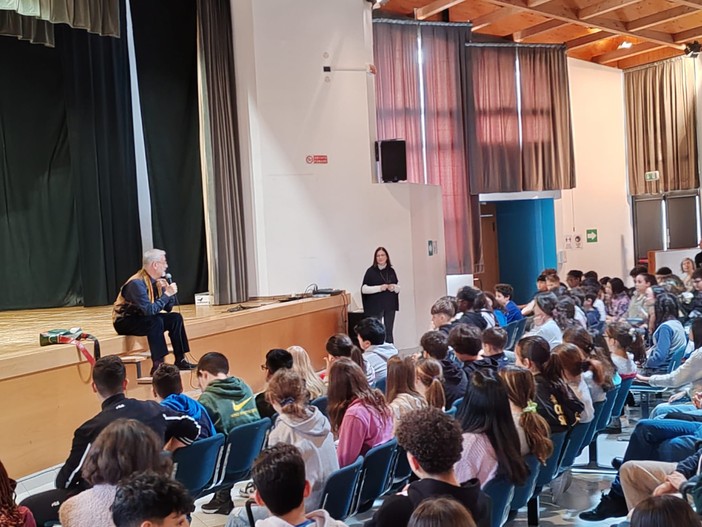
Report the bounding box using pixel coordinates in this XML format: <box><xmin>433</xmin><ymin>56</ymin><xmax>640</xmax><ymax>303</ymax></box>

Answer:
<box><xmin>617</xmin><ymin>41</ymin><xmax>633</xmax><ymax>49</ymax></box>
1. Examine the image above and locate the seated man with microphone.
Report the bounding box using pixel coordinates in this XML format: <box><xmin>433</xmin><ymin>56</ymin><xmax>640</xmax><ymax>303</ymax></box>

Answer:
<box><xmin>113</xmin><ymin>248</ymin><xmax>195</xmax><ymax>375</ymax></box>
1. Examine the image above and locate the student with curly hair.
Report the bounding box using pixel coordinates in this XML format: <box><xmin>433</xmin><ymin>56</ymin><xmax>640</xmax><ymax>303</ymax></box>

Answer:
<box><xmin>327</xmin><ymin>358</ymin><xmax>393</xmax><ymax>467</ymax></box>
<box><xmin>112</xmin><ymin>472</ymin><xmax>193</xmax><ymax>527</ymax></box>
<box><xmin>365</xmin><ymin>407</ymin><xmax>490</xmax><ymax>527</ymax></box>
<box><xmin>0</xmin><ymin>459</ymin><xmax>35</xmax><ymax>527</ymax></box>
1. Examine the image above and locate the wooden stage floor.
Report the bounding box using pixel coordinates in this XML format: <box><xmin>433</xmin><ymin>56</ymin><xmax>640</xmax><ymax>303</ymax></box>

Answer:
<box><xmin>0</xmin><ymin>302</ymin><xmax>274</xmax><ymax>359</ymax></box>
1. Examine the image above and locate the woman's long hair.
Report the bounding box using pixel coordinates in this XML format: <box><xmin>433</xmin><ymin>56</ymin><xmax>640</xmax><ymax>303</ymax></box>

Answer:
<box><xmin>563</xmin><ymin>326</ymin><xmax>615</xmax><ymax>390</ymax></box>
<box><xmin>287</xmin><ymin>345</ymin><xmax>326</xmax><ymax>400</ymax></box>
<box><xmin>606</xmin><ymin>321</ymin><xmax>647</xmax><ymax>363</ymax></box>
<box><xmin>499</xmin><ymin>366</ymin><xmax>554</xmax><ymax>464</ymax></box>
<box><xmin>386</xmin><ymin>356</ymin><xmax>421</xmax><ymax>404</ymax></box>
<box><xmin>653</xmin><ymin>292</ymin><xmax>680</xmax><ymax>331</ymax></box>
<box><xmin>0</xmin><ymin>459</ymin><xmax>21</xmax><ymax>525</ymax></box>
<box><xmin>326</xmin><ymin>334</ymin><xmax>365</xmax><ymax>371</ymax></box>
<box><xmin>517</xmin><ymin>336</ymin><xmax>564</xmax><ymax>383</ymax></box>
<box><xmin>415</xmin><ymin>357</ymin><xmax>446</xmax><ymax>410</ymax></box>
<box><xmin>553</xmin><ymin>343</ymin><xmax>606</xmax><ymax>386</ymax></box>
<box><xmin>691</xmin><ymin>318</ymin><xmax>702</xmax><ymax>350</ymax></box>
<box><xmin>266</xmin><ymin>369</ymin><xmax>310</xmax><ymax>420</ymax></box>
<box><xmin>82</xmin><ymin>419</ymin><xmax>172</xmax><ymax>486</ymax></box>
<box><xmin>327</xmin><ymin>358</ymin><xmax>389</xmax><ymax>435</ymax></box>
<box><xmin>457</xmin><ymin>370</ymin><xmax>529</xmax><ymax>485</ymax></box>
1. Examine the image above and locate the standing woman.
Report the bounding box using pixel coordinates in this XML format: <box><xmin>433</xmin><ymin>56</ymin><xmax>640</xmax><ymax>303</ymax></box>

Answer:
<box><xmin>362</xmin><ymin>247</ymin><xmax>400</xmax><ymax>343</ymax></box>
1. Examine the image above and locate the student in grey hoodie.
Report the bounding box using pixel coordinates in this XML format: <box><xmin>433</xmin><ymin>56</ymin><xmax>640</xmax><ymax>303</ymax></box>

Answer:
<box><xmin>252</xmin><ymin>444</ymin><xmax>347</xmax><ymax>527</ymax></box>
<box><xmin>355</xmin><ymin>318</ymin><xmax>398</xmax><ymax>381</ymax></box>
<box><xmin>227</xmin><ymin>370</ymin><xmax>339</xmax><ymax>527</ymax></box>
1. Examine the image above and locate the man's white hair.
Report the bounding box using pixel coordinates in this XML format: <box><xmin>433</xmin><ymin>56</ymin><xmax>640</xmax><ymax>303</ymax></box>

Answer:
<box><xmin>143</xmin><ymin>248</ymin><xmax>166</xmax><ymax>267</ymax></box>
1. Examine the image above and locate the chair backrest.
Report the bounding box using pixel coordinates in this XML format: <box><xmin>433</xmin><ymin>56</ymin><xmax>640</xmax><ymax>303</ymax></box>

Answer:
<box><xmin>610</xmin><ymin>377</ymin><xmax>634</xmax><ymax>422</ymax></box>
<box><xmin>172</xmin><ymin>433</ymin><xmax>226</xmax><ymax>498</ymax></box>
<box><xmin>319</xmin><ymin>456</ymin><xmax>364</xmax><ymax>521</ymax></box>
<box><xmin>558</xmin><ymin>418</ymin><xmax>594</xmax><ymax>471</ymax></box>
<box><xmin>503</xmin><ymin>321</ymin><xmax>519</xmax><ymax>350</ymax></box>
<box><xmin>483</xmin><ymin>475</ymin><xmax>515</xmax><ymax>527</ymax></box>
<box><xmin>356</xmin><ymin>438</ymin><xmax>398</xmax><ymax>512</ymax></box>
<box><xmin>534</xmin><ymin>431</ymin><xmax>567</xmax><ymax>489</ymax></box>
<box><xmin>577</xmin><ymin>400</ymin><xmax>607</xmax><ymax>458</ymax></box>
<box><xmin>510</xmin><ymin>454</ymin><xmax>541</xmax><ymax>512</ymax></box>
<box><xmin>311</xmin><ymin>396</ymin><xmax>328</xmax><ymax>417</ymax></box>
<box><xmin>221</xmin><ymin>417</ymin><xmax>272</xmax><ymax>485</ymax></box>
<box><xmin>374</xmin><ymin>376</ymin><xmax>387</xmax><ymax>394</ymax></box>
<box><xmin>514</xmin><ymin>318</ymin><xmax>527</xmax><ymax>344</ymax></box>
<box><xmin>594</xmin><ymin>385</ymin><xmax>620</xmax><ymax>433</ymax></box>
<box><xmin>390</xmin><ymin>445</ymin><xmax>412</xmax><ymax>486</ymax></box>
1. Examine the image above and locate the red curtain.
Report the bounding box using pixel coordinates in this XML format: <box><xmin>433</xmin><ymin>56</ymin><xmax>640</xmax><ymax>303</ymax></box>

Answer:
<box><xmin>421</xmin><ymin>25</ymin><xmax>481</xmax><ymax>275</ymax></box>
<box><xmin>373</xmin><ymin>23</ymin><xmax>423</xmax><ymax>184</ymax></box>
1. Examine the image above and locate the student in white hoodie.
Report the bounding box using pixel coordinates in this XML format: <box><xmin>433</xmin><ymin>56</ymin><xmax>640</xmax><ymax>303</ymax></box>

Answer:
<box><xmin>252</xmin><ymin>444</ymin><xmax>347</xmax><ymax>527</ymax></box>
<box><xmin>354</xmin><ymin>317</ymin><xmax>398</xmax><ymax>381</ymax></box>
<box><xmin>227</xmin><ymin>370</ymin><xmax>338</xmax><ymax>527</ymax></box>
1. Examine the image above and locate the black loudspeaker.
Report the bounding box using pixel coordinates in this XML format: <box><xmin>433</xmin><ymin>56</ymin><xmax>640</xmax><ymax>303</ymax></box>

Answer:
<box><xmin>375</xmin><ymin>139</ymin><xmax>407</xmax><ymax>183</ymax></box>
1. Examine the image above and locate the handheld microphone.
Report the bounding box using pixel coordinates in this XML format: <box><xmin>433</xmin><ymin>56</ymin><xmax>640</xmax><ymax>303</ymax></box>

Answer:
<box><xmin>165</xmin><ymin>273</ymin><xmax>173</xmax><ymax>284</ymax></box>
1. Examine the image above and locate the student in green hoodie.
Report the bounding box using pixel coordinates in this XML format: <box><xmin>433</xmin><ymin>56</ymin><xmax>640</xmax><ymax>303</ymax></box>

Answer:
<box><xmin>197</xmin><ymin>351</ymin><xmax>260</xmax><ymax>515</ymax></box>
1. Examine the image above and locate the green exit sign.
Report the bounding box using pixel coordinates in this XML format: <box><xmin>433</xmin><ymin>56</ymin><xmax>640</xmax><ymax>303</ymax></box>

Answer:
<box><xmin>586</xmin><ymin>229</ymin><xmax>598</xmax><ymax>243</ymax></box>
<box><xmin>644</xmin><ymin>170</ymin><xmax>660</xmax><ymax>181</ymax></box>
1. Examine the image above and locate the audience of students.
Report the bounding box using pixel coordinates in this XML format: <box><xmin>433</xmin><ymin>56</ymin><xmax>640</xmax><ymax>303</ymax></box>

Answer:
<box><xmin>644</xmin><ymin>292</ymin><xmax>688</xmax><ymax>374</ymax></box>
<box><xmin>414</xmin><ymin>357</ymin><xmax>447</xmax><ymax>411</ymax></box>
<box><xmin>385</xmin><ymin>356</ymin><xmax>426</xmax><ymax>428</ymax></box>
<box><xmin>448</xmin><ymin>324</ymin><xmax>496</xmax><ymax>380</ymax></box>
<box><xmin>479</xmin><ymin>327</ymin><xmax>509</xmax><ymax>369</ymax></box>
<box><xmin>515</xmin><ymin>336</ymin><xmax>584</xmax><ymax>432</ymax></box>
<box><xmin>605</xmin><ymin>278</ymin><xmax>631</xmax><ymax>321</ymax></box>
<box><xmin>0</xmin><ymin>459</ymin><xmax>35</xmax><ymax>527</ymax></box>
<box><xmin>287</xmin><ymin>345</ymin><xmax>327</xmax><ymax>401</ymax></box>
<box><xmin>354</xmin><ymin>318</ymin><xmax>399</xmax><ymax>381</ymax></box>
<box><xmin>628</xmin><ymin>273</ymin><xmax>656</xmax><ymax>321</ymax></box>
<box><xmin>454</xmin><ymin>370</ymin><xmax>528</xmax><ymax>487</ymax></box>
<box><xmin>59</xmin><ymin>419</ymin><xmax>172</xmax><ymax>527</ymax></box>
<box><xmin>21</xmin><ymin>356</ymin><xmax>200</xmax><ymax>525</ymax></box>
<box><xmin>552</xmin><ymin>343</ymin><xmax>604</xmax><ymax>424</ymax></box>
<box><xmin>365</xmin><ymin>407</ymin><xmax>490</xmax><ymax>527</ymax></box>
<box><xmin>429</xmin><ymin>296</ymin><xmax>456</xmax><ymax>335</ymax></box>
<box><xmin>419</xmin><ymin>330</ymin><xmax>466</xmax><ymax>408</ymax></box>
<box><xmin>456</xmin><ymin>287</ymin><xmax>488</xmax><ymax>330</ymax></box>
<box><xmin>493</xmin><ymin>283</ymin><xmax>524</xmax><ymax>324</ymax></box>
<box><xmin>327</xmin><ymin>358</ymin><xmax>393</xmax><ymax>467</ymax></box>
<box><xmin>256</xmin><ymin>348</ymin><xmax>294</xmax><ymax>418</ymax></box>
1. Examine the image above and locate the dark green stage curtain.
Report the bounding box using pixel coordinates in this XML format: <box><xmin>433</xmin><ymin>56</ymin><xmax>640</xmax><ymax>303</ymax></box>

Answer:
<box><xmin>55</xmin><ymin>1</ymin><xmax>143</xmax><ymax>306</ymax></box>
<box><xmin>0</xmin><ymin>38</ymin><xmax>80</xmax><ymax>310</ymax></box>
<box><xmin>130</xmin><ymin>0</ymin><xmax>208</xmax><ymax>303</ymax></box>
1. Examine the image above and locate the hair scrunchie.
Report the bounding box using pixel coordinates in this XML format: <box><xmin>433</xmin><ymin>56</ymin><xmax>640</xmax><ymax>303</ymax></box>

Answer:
<box><xmin>522</xmin><ymin>400</ymin><xmax>538</xmax><ymax>414</ymax></box>
<box><xmin>280</xmin><ymin>397</ymin><xmax>295</xmax><ymax>406</ymax></box>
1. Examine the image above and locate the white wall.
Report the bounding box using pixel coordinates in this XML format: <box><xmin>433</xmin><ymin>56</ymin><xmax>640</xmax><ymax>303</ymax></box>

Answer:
<box><xmin>554</xmin><ymin>59</ymin><xmax>635</xmax><ymax>282</ymax></box>
<box><xmin>231</xmin><ymin>0</ymin><xmax>446</xmax><ymax>348</ymax></box>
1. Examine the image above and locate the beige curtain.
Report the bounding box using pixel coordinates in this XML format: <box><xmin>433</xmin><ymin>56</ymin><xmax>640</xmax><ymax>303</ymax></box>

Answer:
<box><xmin>0</xmin><ymin>0</ymin><xmax>119</xmax><ymax>46</ymax></box>
<box><xmin>196</xmin><ymin>0</ymin><xmax>248</xmax><ymax>304</ymax></box>
<box><xmin>519</xmin><ymin>46</ymin><xmax>575</xmax><ymax>191</ymax></box>
<box><xmin>625</xmin><ymin>57</ymin><xmax>698</xmax><ymax>195</ymax></box>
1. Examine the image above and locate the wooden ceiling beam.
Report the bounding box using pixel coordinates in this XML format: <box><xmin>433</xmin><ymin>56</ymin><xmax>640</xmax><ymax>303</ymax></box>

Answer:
<box><xmin>627</xmin><ymin>6</ymin><xmax>697</xmax><ymax>31</ymax></box>
<box><xmin>527</xmin><ymin>0</ymin><xmax>552</xmax><ymax>6</ymax></box>
<box><xmin>565</xmin><ymin>30</ymin><xmax>616</xmax><ymax>49</ymax></box>
<box><xmin>578</xmin><ymin>0</ymin><xmax>641</xmax><ymax>21</ymax></box>
<box><xmin>480</xmin><ymin>0</ymin><xmax>682</xmax><ymax>48</ymax></box>
<box><xmin>514</xmin><ymin>19</ymin><xmax>568</xmax><ymax>41</ymax></box>
<box><xmin>414</xmin><ymin>0</ymin><xmax>467</xmax><ymax>20</ymax></box>
<box><xmin>673</xmin><ymin>0</ymin><xmax>702</xmax><ymax>9</ymax></box>
<box><xmin>593</xmin><ymin>42</ymin><xmax>665</xmax><ymax>63</ymax></box>
<box><xmin>471</xmin><ymin>7</ymin><xmax>519</xmax><ymax>30</ymax></box>
<box><xmin>673</xmin><ymin>25</ymin><xmax>702</xmax><ymax>42</ymax></box>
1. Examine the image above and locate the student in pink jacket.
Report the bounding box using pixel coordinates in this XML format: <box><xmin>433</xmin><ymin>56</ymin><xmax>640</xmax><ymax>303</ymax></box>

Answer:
<box><xmin>327</xmin><ymin>358</ymin><xmax>394</xmax><ymax>467</ymax></box>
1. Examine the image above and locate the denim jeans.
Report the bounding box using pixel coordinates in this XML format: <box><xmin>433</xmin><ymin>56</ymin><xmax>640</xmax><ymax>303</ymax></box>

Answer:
<box><xmin>650</xmin><ymin>401</ymin><xmax>697</xmax><ymax>419</ymax></box>
<box><xmin>610</xmin><ymin>418</ymin><xmax>702</xmax><ymax>497</ymax></box>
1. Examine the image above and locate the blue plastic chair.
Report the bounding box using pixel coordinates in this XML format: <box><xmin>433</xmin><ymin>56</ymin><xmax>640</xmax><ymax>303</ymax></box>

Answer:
<box><xmin>558</xmin><ymin>418</ymin><xmax>595</xmax><ymax>472</ymax></box>
<box><xmin>389</xmin><ymin>445</ymin><xmax>413</xmax><ymax>490</ymax></box>
<box><xmin>318</xmin><ymin>456</ymin><xmax>364</xmax><ymax>521</ymax></box>
<box><xmin>510</xmin><ymin>454</ymin><xmax>541</xmax><ymax>514</ymax></box>
<box><xmin>374</xmin><ymin>376</ymin><xmax>387</xmax><ymax>394</ymax></box>
<box><xmin>355</xmin><ymin>438</ymin><xmax>398</xmax><ymax>513</ymax></box>
<box><xmin>446</xmin><ymin>405</ymin><xmax>458</xmax><ymax>417</ymax></box>
<box><xmin>502</xmin><ymin>321</ymin><xmax>519</xmax><ymax>350</ymax></box>
<box><xmin>172</xmin><ymin>433</ymin><xmax>226</xmax><ymax>498</ymax></box>
<box><xmin>311</xmin><ymin>396</ymin><xmax>328</xmax><ymax>417</ymax></box>
<box><xmin>509</xmin><ymin>318</ymin><xmax>527</xmax><ymax>350</ymax></box>
<box><xmin>484</xmin><ymin>475</ymin><xmax>515</xmax><ymax>527</ymax></box>
<box><xmin>610</xmin><ymin>377</ymin><xmax>635</xmax><ymax>422</ymax></box>
<box><xmin>207</xmin><ymin>417</ymin><xmax>272</xmax><ymax>494</ymax></box>
<box><xmin>527</xmin><ymin>431</ymin><xmax>567</xmax><ymax>526</ymax></box>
